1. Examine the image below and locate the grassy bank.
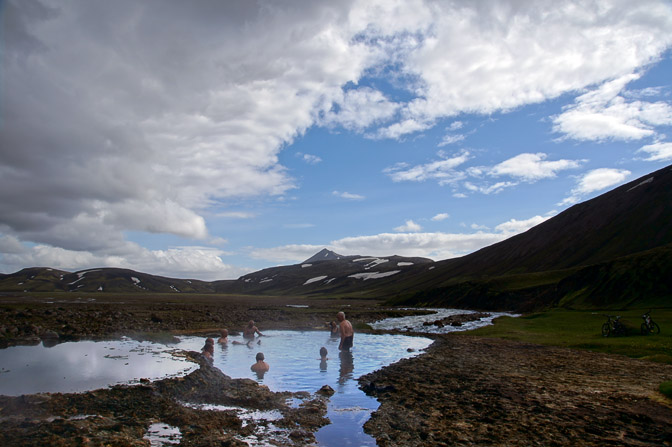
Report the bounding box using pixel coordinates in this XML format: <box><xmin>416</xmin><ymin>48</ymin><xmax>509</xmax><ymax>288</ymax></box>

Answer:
<box><xmin>470</xmin><ymin>308</ymin><xmax>672</xmax><ymax>364</ymax></box>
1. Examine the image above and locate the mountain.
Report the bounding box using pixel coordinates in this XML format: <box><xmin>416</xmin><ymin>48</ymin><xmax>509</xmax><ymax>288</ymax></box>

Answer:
<box><xmin>212</xmin><ymin>253</ymin><xmax>434</xmax><ymax>295</ymax></box>
<box><xmin>1</xmin><ymin>165</ymin><xmax>670</xmax><ymax>311</ymax></box>
<box><xmin>0</xmin><ymin>253</ymin><xmax>434</xmax><ymax>297</ymax></box>
<box><xmin>303</xmin><ymin>249</ymin><xmax>344</xmax><ymax>263</ymax></box>
<box><xmin>379</xmin><ymin>164</ymin><xmax>672</xmax><ymax>310</ymax></box>
<box><xmin>0</xmin><ymin>267</ymin><xmax>216</xmax><ymax>294</ymax></box>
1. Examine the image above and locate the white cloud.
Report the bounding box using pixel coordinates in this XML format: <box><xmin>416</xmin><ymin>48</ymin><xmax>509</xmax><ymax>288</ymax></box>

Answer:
<box><xmin>431</xmin><ymin>213</ymin><xmax>450</xmax><ymax>221</ymax></box>
<box><xmin>437</xmin><ymin>133</ymin><xmax>466</xmax><ymax>147</ymax></box>
<box><xmin>490</xmin><ymin>153</ymin><xmax>583</xmax><ymax>181</ymax></box>
<box><xmin>384</xmin><ymin>150</ymin><xmax>471</xmax><ymax>184</ymax></box>
<box><xmin>322</xmin><ymin>87</ymin><xmax>399</xmax><ymax>132</ymax></box>
<box><xmin>297</xmin><ymin>153</ymin><xmax>323</xmax><ymax>164</ymax></box>
<box><xmin>333</xmin><ymin>191</ymin><xmax>365</xmax><ymax>200</ymax></box>
<box><xmin>464</xmin><ymin>180</ymin><xmax>518</xmax><ymax>195</ymax></box>
<box><xmin>448</xmin><ymin>121</ymin><xmax>464</xmax><ymax>131</ymax></box>
<box><xmin>553</xmin><ymin>74</ymin><xmax>672</xmax><ymax>141</ymax></box>
<box><xmin>495</xmin><ymin>215</ymin><xmax>550</xmax><ymax>234</ymax></box>
<box><xmin>1</xmin><ymin>0</ymin><xmax>375</xmax><ymax>254</ymax></box>
<box><xmin>374</xmin><ymin>118</ymin><xmax>433</xmax><ymax>140</ymax></box>
<box><xmin>559</xmin><ymin>168</ymin><xmax>631</xmax><ymax>206</ymax></box>
<box><xmin>0</xmin><ymin>242</ymin><xmax>250</xmax><ymax>281</ymax></box>
<box><xmin>217</xmin><ymin>211</ymin><xmax>257</xmax><ymax>219</ymax></box>
<box><xmin>388</xmin><ymin>151</ymin><xmax>582</xmax><ymax>194</ymax></box>
<box><xmin>373</xmin><ymin>0</ymin><xmax>672</xmax><ymax>138</ymax></box>
<box><xmin>0</xmin><ymin>234</ymin><xmax>25</xmax><ymax>254</ymax></box>
<box><xmin>394</xmin><ymin>220</ymin><xmax>422</xmax><ymax>233</ymax></box>
<box><xmin>251</xmin><ymin>213</ymin><xmax>550</xmax><ymax>263</ymax></box>
<box><xmin>637</xmin><ymin>142</ymin><xmax>672</xmax><ymax>161</ymax></box>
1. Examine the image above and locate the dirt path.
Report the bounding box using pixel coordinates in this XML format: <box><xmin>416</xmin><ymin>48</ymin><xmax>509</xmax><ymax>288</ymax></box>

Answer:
<box><xmin>360</xmin><ymin>334</ymin><xmax>672</xmax><ymax>446</ymax></box>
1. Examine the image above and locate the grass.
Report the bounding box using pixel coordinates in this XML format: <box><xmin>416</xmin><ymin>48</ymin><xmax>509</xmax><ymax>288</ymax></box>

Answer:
<box><xmin>470</xmin><ymin>308</ymin><xmax>672</xmax><ymax>364</ymax></box>
<box><xmin>661</xmin><ymin>381</ymin><xmax>672</xmax><ymax>399</ymax></box>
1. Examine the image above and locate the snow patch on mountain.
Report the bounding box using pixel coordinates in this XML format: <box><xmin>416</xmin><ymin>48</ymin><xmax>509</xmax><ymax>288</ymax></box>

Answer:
<box><xmin>349</xmin><ymin>270</ymin><xmax>401</xmax><ymax>280</ymax></box>
<box><xmin>304</xmin><ymin>276</ymin><xmax>328</xmax><ymax>285</ymax></box>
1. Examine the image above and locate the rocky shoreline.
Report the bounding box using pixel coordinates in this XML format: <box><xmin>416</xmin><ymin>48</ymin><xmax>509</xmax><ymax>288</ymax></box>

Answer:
<box><xmin>0</xmin><ymin>352</ymin><xmax>331</xmax><ymax>446</ymax></box>
<box><xmin>360</xmin><ymin>334</ymin><xmax>672</xmax><ymax>446</ymax></box>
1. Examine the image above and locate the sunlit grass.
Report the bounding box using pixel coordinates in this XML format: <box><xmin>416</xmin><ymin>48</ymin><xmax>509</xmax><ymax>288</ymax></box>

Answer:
<box><xmin>470</xmin><ymin>308</ymin><xmax>672</xmax><ymax>364</ymax></box>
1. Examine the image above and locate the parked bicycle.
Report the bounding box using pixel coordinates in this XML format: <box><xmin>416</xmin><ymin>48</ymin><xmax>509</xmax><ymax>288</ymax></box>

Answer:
<box><xmin>641</xmin><ymin>310</ymin><xmax>660</xmax><ymax>335</ymax></box>
<box><xmin>601</xmin><ymin>314</ymin><xmax>626</xmax><ymax>337</ymax></box>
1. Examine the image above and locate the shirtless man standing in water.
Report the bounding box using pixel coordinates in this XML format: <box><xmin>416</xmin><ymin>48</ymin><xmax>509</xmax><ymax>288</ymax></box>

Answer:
<box><xmin>337</xmin><ymin>311</ymin><xmax>354</xmax><ymax>351</ymax></box>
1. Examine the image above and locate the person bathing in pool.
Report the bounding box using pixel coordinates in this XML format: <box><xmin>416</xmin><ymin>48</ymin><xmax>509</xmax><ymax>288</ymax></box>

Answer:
<box><xmin>201</xmin><ymin>337</ymin><xmax>215</xmax><ymax>362</ymax></box>
<box><xmin>337</xmin><ymin>311</ymin><xmax>354</xmax><ymax>351</ymax></box>
<box><xmin>243</xmin><ymin>320</ymin><xmax>263</xmax><ymax>339</ymax></box>
<box><xmin>251</xmin><ymin>352</ymin><xmax>270</xmax><ymax>377</ymax></box>
<box><xmin>218</xmin><ymin>329</ymin><xmax>229</xmax><ymax>344</ymax></box>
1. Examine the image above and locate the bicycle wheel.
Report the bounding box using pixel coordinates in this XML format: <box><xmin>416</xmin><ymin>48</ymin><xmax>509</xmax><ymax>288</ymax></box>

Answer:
<box><xmin>602</xmin><ymin>323</ymin><xmax>610</xmax><ymax>337</ymax></box>
<box><xmin>641</xmin><ymin>323</ymin><xmax>649</xmax><ymax>335</ymax></box>
<box><xmin>652</xmin><ymin>322</ymin><xmax>660</xmax><ymax>335</ymax></box>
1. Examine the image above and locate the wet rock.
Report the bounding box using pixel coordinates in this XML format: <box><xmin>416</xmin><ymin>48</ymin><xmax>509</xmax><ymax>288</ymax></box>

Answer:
<box><xmin>41</xmin><ymin>329</ymin><xmax>59</xmax><ymax>340</ymax></box>
<box><xmin>317</xmin><ymin>385</ymin><xmax>335</xmax><ymax>397</ymax></box>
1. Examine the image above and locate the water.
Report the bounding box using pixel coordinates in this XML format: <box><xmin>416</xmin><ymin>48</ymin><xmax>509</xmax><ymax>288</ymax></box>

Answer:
<box><xmin>370</xmin><ymin>308</ymin><xmax>519</xmax><ymax>333</ymax></box>
<box><xmin>0</xmin><ymin>330</ymin><xmax>432</xmax><ymax>446</ymax></box>
<box><xmin>0</xmin><ymin>309</ymin><xmax>511</xmax><ymax>445</ymax></box>
<box><xmin>175</xmin><ymin>331</ymin><xmax>433</xmax><ymax>446</ymax></box>
<box><xmin>0</xmin><ymin>338</ymin><xmax>197</xmax><ymax>396</ymax></box>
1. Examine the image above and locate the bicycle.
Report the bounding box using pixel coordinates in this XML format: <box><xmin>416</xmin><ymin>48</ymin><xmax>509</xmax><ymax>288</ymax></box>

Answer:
<box><xmin>640</xmin><ymin>310</ymin><xmax>660</xmax><ymax>335</ymax></box>
<box><xmin>601</xmin><ymin>314</ymin><xmax>626</xmax><ymax>337</ymax></box>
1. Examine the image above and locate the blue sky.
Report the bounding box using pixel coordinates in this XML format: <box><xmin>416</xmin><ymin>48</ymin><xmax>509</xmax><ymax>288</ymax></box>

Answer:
<box><xmin>1</xmin><ymin>0</ymin><xmax>672</xmax><ymax>280</ymax></box>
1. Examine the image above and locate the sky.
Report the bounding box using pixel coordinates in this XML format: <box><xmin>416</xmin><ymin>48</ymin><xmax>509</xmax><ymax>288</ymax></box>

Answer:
<box><xmin>1</xmin><ymin>0</ymin><xmax>672</xmax><ymax>281</ymax></box>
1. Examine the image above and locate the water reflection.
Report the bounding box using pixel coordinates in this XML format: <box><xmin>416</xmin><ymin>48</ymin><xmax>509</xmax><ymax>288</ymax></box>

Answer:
<box><xmin>173</xmin><ymin>331</ymin><xmax>432</xmax><ymax>447</ymax></box>
<box><xmin>1</xmin><ymin>330</ymin><xmax>432</xmax><ymax>447</ymax></box>
<box><xmin>0</xmin><ymin>338</ymin><xmax>197</xmax><ymax>396</ymax></box>
<box><xmin>338</xmin><ymin>350</ymin><xmax>354</xmax><ymax>385</ymax></box>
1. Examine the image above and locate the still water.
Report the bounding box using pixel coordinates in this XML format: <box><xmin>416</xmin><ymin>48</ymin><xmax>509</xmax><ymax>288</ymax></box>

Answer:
<box><xmin>0</xmin><ymin>338</ymin><xmax>197</xmax><ymax>395</ymax></box>
<box><xmin>175</xmin><ymin>331</ymin><xmax>433</xmax><ymax>446</ymax></box>
<box><xmin>0</xmin><ymin>330</ymin><xmax>432</xmax><ymax>446</ymax></box>
<box><xmin>0</xmin><ymin>308</ymin><xmax>510</xmax><ymax>446</ymax></box>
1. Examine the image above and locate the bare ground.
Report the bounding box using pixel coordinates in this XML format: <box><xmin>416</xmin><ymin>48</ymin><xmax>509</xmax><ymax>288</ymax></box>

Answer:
<box><xmin>360</xmin><ymin>334</ymin><xmax>672</xmax><ymax>446</ymax></box>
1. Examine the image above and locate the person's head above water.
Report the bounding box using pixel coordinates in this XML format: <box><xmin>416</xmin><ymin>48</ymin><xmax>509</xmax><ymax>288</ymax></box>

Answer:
<box><xmin>220</xmin><ymin>329</ymin><xmax>228</xmax><ymax>337</ymax></box>
<box><xmin>256</xmin><ymin>352</ymin><xmax>265</xmax><ymax>362</ymax></box>
<box><xmin>337</xmin><ymin>311</ymin><xmax>345</xmax><ymax>321</ymax></box>
<box><xmin>320</xmin><ymin>347</ymin><xmax>328</xmax><ymax>358</ymax></box>
<box><xmin>248</xmin><ymin>320</ymin><xmax>255</xmax><ymax>327</ymax></box>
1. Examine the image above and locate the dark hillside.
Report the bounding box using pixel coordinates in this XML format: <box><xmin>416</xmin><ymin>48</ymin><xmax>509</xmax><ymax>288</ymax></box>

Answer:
<box><xmin>0</xmin><ymin>267</ymin><xmax>215</xmax><ymax>294</ymax></box>
<box><xmin>439</xmin><ymin>164</ymin><xmax>672</xmax><ymax>277</ymax></box>
<box><xmin>381</xmin><ymin>165</ymin><xmax>672</xmax><ymax>310</ymax></box>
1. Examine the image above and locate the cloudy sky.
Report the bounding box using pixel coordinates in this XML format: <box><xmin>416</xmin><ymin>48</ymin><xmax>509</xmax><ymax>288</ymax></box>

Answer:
<box><xmin>1</xmin><ymin>0</ymin><xmax>672</xmax><ymax>280</ymax></box>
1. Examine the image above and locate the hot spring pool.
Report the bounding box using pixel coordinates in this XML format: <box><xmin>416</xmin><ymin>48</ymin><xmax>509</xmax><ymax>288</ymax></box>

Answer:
<box><xmin>0</xmin><ymin>330</ymin><xmax>432</xmax><ymax>446</ymax></box>
<box><xmin>176</xmin><ymin>330</ymin><xmax>433</xmax><ymax>446</ymax></box>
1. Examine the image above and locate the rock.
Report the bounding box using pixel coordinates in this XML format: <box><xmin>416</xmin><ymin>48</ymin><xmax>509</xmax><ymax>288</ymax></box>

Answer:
<box><xmin>317</xmin><ymin>385</ymin><xmax>335</xmax><ymax>397</ymax></box>
<box><xmin>41</xmin><ymin>330</ymin><xmax>59</xmax><ymax>340</ymax></box>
